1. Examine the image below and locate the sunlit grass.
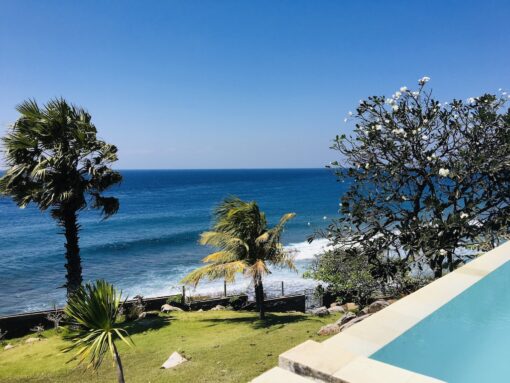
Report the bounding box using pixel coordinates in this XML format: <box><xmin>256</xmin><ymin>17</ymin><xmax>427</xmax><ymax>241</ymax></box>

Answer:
<box><xmin>0</xmin><ymin>310</ymin><xmax>341</xmax><ymax>383</ymax></box>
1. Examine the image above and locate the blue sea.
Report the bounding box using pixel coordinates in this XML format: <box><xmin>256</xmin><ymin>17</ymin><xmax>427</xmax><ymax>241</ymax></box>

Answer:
<box><xmin>0</xmin><ymin>169</ymin><xmax>346</xmax><ymax>316</ymax></box>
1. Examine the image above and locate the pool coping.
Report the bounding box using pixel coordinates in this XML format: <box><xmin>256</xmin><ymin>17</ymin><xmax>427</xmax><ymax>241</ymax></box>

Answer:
<box><xmin>253</xmin><ymin>240</ymin><xmax>510</xmax><ymax>382</ymax></box>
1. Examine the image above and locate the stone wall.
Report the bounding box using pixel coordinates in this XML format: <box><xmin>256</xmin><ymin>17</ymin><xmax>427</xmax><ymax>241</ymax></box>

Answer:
<box><xmin>0</xmin><ymin>293</ymin><xmax>305</xmax><ymax>339</ymax></box>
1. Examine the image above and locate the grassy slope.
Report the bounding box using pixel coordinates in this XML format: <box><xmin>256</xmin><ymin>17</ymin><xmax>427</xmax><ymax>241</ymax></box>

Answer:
<box><xmin>0</xmin><ymin>311</ymin><xmax>341</xmax><ymax>383</ymax></box>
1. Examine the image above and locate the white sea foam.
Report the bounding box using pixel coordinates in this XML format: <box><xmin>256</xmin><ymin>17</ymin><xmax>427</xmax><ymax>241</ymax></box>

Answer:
<box><xmin>285</xmin><ymin>238</ymin><xmax>332</xmax><ymax>260</ymax></box>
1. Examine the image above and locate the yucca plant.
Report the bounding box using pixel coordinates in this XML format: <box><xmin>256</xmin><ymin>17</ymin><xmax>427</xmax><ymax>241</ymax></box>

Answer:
<box><xmin>64</xmin><ymin>280</ymin><xmax>133</xmax><ymax>383</ymax></box>
<box><xmin>182</xmin><ymin>197</ymin><xmax>296</xmax><ymax>319</ymax></box>
<box><xmin>0</xmin><ymin>98</ymin><xmax>122</xmax><ymax>297</ymax></box>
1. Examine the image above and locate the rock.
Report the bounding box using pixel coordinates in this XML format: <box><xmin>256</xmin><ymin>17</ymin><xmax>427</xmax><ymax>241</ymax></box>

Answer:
<box><xmin>367</xmin><ymin>300</ymin><xmax>389</xmax><ymax>314</ymax></box>
<box><xmin>358</xmin><ymin>307</ymin><xmax>370</xmax><ymax>316</ymax></box>
<box><xmin>328</xmin><ymin>306</ymin><xmax>345</xmax><ymax>314</ymax></box>
<box><xmin>342</xmin><ymin>302</ymin><xmax>359</xmax><ymax>312</ymax></box>
<box><xmin>339</xmin><ymin>314</ymin><xmax>371</xmax><ymax>332</ymax></box>
<box><xmin>335</xmin><ymin>312</ymin><xmax>356</xmax><ymax>326</ymax></box>
<box><xmin>161</xmin><ymin>304</ymin><xmax>183</xmax><ymax>313</ymax></box>
<box><xmin>317</xmin><ymin>323</ymin><xmax>341</xmax><ymax>336</ymax></box>
<box><xmin>25</xmin><ymin>337</ymin><xmax>40</xmax><ymax>344</ymax></box>
<box><xmin>198</xmin><ymin>309</ymin><xmax>203</xmax><ymax>312</ymax></box>
<box><xmin>4</xmin><ymin>344</ymin><xmax>14</xmax><ymax>350</ymax></box>
<box><xmin>330</xmin><ymin>302</ymin><xmax>341</xmax><ymax>307</ymax></box>
<box><xmin>137</xmin><ymin>311</ymin><xmax>159</xmax><ymax>320</ymax></box>
<box><xmin>387</xmin><ymin>299</ymin><xmax>397</xmax><ymax>305</ymax></box>
<box><xmin>311</xmin><ymin>307</ymin><xmax>330</xmax><ymax>317</ymax></box>
<box><xmin>161</xmin><ymin>351</ymin><xmax>188</xmax><ymax>369</ymax></box>
<box><xmin>137</xmin><ymin>312</ymin><xmax>147</xmax><ymax>320</ymax></box>
<box><xmin>210</xmin><ymin>305</ymin><xmax>226</xmax><ymax>311</ymax></box>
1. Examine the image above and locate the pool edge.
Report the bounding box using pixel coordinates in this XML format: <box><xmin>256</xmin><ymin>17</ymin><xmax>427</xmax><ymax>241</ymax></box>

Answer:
<box><xmin>253</xmin><ymin>240</ymin><xmax>510</xmax><ymax>382</ymax></box>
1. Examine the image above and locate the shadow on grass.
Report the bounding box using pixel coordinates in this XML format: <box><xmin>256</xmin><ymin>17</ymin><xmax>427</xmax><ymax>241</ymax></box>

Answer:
<box><xmin>201</xmin><ymin>312</ymin><xmax>319</xmax><ymax>330</ymax></box>
<box><xmin>120</xmin><ymin>315</ymin><xmax>173</xmax><ymax>336</ymax></box>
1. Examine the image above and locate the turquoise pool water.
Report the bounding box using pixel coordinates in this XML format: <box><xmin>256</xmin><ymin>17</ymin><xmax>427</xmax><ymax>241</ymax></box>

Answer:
<box><xmin>371</xmin><ymin>260</ymin><xmax>510</xmax><ymax>382</ymax></box>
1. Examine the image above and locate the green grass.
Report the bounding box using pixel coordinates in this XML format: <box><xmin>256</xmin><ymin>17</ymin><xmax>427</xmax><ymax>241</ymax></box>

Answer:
<box><xmin>0</xmin><ymin>310</ymin><xmax>341</xmax><ymax>383</ymax></box>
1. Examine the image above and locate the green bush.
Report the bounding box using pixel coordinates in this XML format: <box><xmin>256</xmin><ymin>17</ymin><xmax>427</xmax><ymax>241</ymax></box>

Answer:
<box><xmin>167</xmin><ymin>294</ymin><xmax>183</xmax><ymax>305</ymax></box>
<box><xmin>228</xmin><ymin>295</ymin><xmax>245</xmax><ymax>310</ymax></box>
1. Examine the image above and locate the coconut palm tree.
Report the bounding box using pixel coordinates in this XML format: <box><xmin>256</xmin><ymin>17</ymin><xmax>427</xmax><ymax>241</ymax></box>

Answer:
<box><xmin>0</xmin><ymin>98</ymin><xmax>121</xmax><ymax>297</ymax></box>
<box><xmin>64</xmin><ymin>280</ymin><xmax>132</xmax><ymax>383</ymax></box>
<box><xmin>182</xmin><ymin>197</ymin><xmax>296</xmax><ymax>319</ymax></box>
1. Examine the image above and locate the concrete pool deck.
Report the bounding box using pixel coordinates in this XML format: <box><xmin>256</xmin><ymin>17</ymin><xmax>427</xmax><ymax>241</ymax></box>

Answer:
<box><xmin>252</xmin><ymin>241</ymin><xmax>510</xmax><ymax>382</ymax></box>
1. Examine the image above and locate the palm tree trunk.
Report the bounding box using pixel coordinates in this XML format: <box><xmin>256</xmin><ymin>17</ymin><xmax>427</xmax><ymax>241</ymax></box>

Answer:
<box><xmin>254</xmin><ymin>276</ymin><xmax>265</xmax><ymax>320</ymax></box>
<box><xmin>113</xmin><ymin>342</ymin><xmax>126</xmax><ymax>383</ymax></box>
<box><xmin>61</xmin><ymin>209</ymin><xmax>82</xmax><ymax>297</ymax></box>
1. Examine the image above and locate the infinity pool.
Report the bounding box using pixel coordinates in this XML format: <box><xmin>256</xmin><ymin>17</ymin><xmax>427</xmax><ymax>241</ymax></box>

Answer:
<box><xmin>371</xmin><ymin>260</ymin><xmax>510</xmax><ymax>382</ymax></box>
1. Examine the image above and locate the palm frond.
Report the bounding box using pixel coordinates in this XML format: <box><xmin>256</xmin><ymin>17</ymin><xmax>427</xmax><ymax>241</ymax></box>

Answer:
<box><xmin>181</xmin><ymin>261</ymin><xmax>248</xmax><ymax>286</ymax></box>
<box><xmin>63</xmin><ymin>280</ymin><xmax>133</xmax><ymax>371</ymax></box>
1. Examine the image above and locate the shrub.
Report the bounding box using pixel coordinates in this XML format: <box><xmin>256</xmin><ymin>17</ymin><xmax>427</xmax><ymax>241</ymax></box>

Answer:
<box><xmin>166</xmin><ymin>294</ymin><xmax>183</xmax><ymax>305</ymax></box>
<box><xmin>228</xmin><ymin>295</ymin><xmax>245</xmax><ymax>310</ymax></box>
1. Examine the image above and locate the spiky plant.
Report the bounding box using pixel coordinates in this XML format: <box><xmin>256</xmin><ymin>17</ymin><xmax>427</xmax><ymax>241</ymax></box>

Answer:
<box><xmin>182</xmin><ymin>197</ymin><xmax>296</xmax><ymax>319</ymax></box>
<box><xmin>0</xmin><ymin>98</ymin><xmax>122</xmax><ymax>297</ymax></box>
<box><xmin>64</xmin><ymin>280</ymin><xmax>132</xmax><ymax>383</ymax></box>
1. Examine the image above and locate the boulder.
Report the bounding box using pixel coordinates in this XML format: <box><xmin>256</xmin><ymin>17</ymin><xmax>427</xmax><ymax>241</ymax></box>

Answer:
<box><xmin>317</xmin><ymin>323</ymin><xmax>341</xmax><ymax>336</ymax></box>
<box><xmin>328</xmin><ymin>306</ymin><xmax>345</xmax><ymax>314</ymax></box>
<box><xmin>25</xmin><ymin>337</ymin><xmax>40</xmax><ymax>344</ymax></box>
<box><xmin>4</xmin><ymin>344</ymin><xmax>14</xmax><ymax>350</ymax></box>
<box><xmin>161</xmin><ymin>351</ymin><xmax>188</xmax><ymax>369</ymax></box>
<box><xmin>311</xmin><ymin>307</ymin><xmax>330</xmax><ymax>317</ymax></box>
<box><xmin>367</xmin><ymin>300</ymin><xmax>389</xmax><ymax>314</ymax></box>
<box><xmin>342</xmin><ymin>302</ymin><xmax>359</xmax><ymax>312</ymax></box>
<box><xmin>161</xmin><ymin>304</ymin><xmax>183</xmax><ymax>313</ymax></box>
<box><xmin>335</xmin><ymin>312</ymin><xmax>356</xmax><ymax>326</ymax></box>
<box><xmin>210</xmin><ymin>305</ymin><xmax>226</xmax><ymax>311</ymax></box>
<box><xmin>339</xmin><ymin>314</ymin><xmax>371</xmax><ymax>332</ymax></box>
<box><xmin>330</xmin><ymin>302</ymin><xmax>341</xmax><ymax>307</ymax></box>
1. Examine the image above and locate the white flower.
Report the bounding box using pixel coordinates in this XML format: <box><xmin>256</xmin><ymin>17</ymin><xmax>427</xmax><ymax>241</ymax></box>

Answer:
<box><xmin>499</xmin><ymin>88</ymin><xmax>503</xmax><ymax>91</ymax></box>
<box><xmin>423</xmin><ymin>118</ymin><xmax>428</xmax><ymax>123</ymax></box>
<box><xmin>344</xmin><ymin>118</ymin><xmax>348</xmax><ymax>123</ymax></box>
<box><xmin>412</xmin><ymin>91</ymin><xmax>419</xmax><ymax>97</ymax></box>
<box><xmin>503</xmin><ymin>92</ymin><xmax>508</xmax><ymax>96</ymax></box>
<box><xmin>384</xmin><ymin>119</ymin><xmax>390</xmax><ymax>123</ymax></box>
<box><xmin>460</xmin><ymin>212</ymin><xmax>469</xmax><ymax>219</ymax></box>
<box><xmin>426</xmin><ymin>156</ymin><xmax>432</xmax><ymax>161</ymax></box>
<box><xmin>422</xmin><ymin>135</ymin><xmax>428</xmax><ymax>140</ymax></box>
<box><xmin>439</xmin><ymin>249</ymin><xmax>448</xmax><ymax>256</ymax></box>
<box><xmin>394</xmin><ymin>91</ymin><xmax>402</xmax><ymax>98</ymax></box>
<box><xmin>365</xmin><ymin>163</ymin><xmax>370</xmax><ymax>169</ymax></box>
<box><xmin>375</xmin><ymin>124</ymin><xmax>382</xmax><ymax>130</ymax></box>
<box><xmin>438</xmin><ymin>168</ymin><xmax>450</xmax><ymax>177</ymax></box>
<box><xmin>386</xmin><ymin>98</ymin><xmax>395</xmax><ymax>105</ymax></box>
<box><xmin>418</xmin><ymin>76</ymin><xmax>431</xmax><ymax>85</ymax></box>
<box><xmin>400</xmin><ymin>86</ymin><xmax>407</xmax><ymax>92</ymax></box>
<box><xmin>348</xmin><ymin>111</ymin><xmax>353</xmax><ymax>116</ymax></box>
<box><xmin>467</xmin><ymin>97</ymin><xmax>476</xmax><ymax>104</ymax></box>
<box><xmin>392</xmin><ymin>104</ymin><xmax>399</xmax><ymax>112</ymax></box>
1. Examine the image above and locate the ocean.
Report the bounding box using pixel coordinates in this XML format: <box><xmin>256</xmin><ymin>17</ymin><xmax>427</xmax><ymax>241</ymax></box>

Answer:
<box><xmin>0</xmin><ymin>168</ymin><xmax>346</xmax><ymax>316</ymax></box>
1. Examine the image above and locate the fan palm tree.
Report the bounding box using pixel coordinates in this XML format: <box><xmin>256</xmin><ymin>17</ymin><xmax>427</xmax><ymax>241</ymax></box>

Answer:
<box><xmin>0</xmin><ymin>98</ymin><xmax>121</xmax><ymax>297</ymax></box>
<box><xmin>182</xmin><ymin>197</ymin><xmax>296</xmax><ymax>319</ymax></box>
<box><xmin>64</xmin><ymin>280</ymin><xmax>133</xmax><ymax>383</ymax></box>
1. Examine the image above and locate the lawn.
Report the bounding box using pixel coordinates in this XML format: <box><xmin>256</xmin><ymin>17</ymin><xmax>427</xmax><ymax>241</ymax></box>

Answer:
<box><xmin>0</xmin><ymin>310</ymin><xmax>341</xmax><ymax>383</ymax></box>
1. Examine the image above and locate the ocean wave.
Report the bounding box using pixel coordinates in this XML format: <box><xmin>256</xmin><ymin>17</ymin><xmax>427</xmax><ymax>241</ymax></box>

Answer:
<box><xmin>285</xmin><ymin>238</ymin><xmax>332</xmax><ymax>260</ymax></box>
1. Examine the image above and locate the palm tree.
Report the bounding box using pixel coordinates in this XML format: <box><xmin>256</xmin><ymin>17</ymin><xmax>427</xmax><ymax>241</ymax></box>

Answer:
<box><xmin>64</xmin><ymin>280</ymin><xmax>133</xmax><ymax>383</ymax></box>
<box><xmin>0</xmin><ymin>98</ymin><xmax>121</xmax><ymax>297</ymax></box>
<box><xmin>182</xmin><ymin>197</ymin><xmax>296</xmax><ymax>319</ymax></box>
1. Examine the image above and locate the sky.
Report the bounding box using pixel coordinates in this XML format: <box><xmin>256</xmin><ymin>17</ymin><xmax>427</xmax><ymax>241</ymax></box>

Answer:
<box><xmin>1</xmin><ymin>0</ymin><xmax>509</xmax><ymax>169</ymax></box>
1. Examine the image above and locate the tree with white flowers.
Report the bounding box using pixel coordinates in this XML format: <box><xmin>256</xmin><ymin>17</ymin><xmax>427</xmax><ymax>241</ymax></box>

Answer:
<box><xmin>323</xmin><ymin>77</ymin><xmax>510</xmax><ymax>279</ymax></box>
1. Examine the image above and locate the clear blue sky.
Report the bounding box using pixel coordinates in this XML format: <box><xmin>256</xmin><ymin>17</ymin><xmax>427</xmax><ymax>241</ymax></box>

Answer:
<box><xmin>1</xmin><ymin>1</ymin><xmax>509</xmax><ymax>169</ymax></box>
